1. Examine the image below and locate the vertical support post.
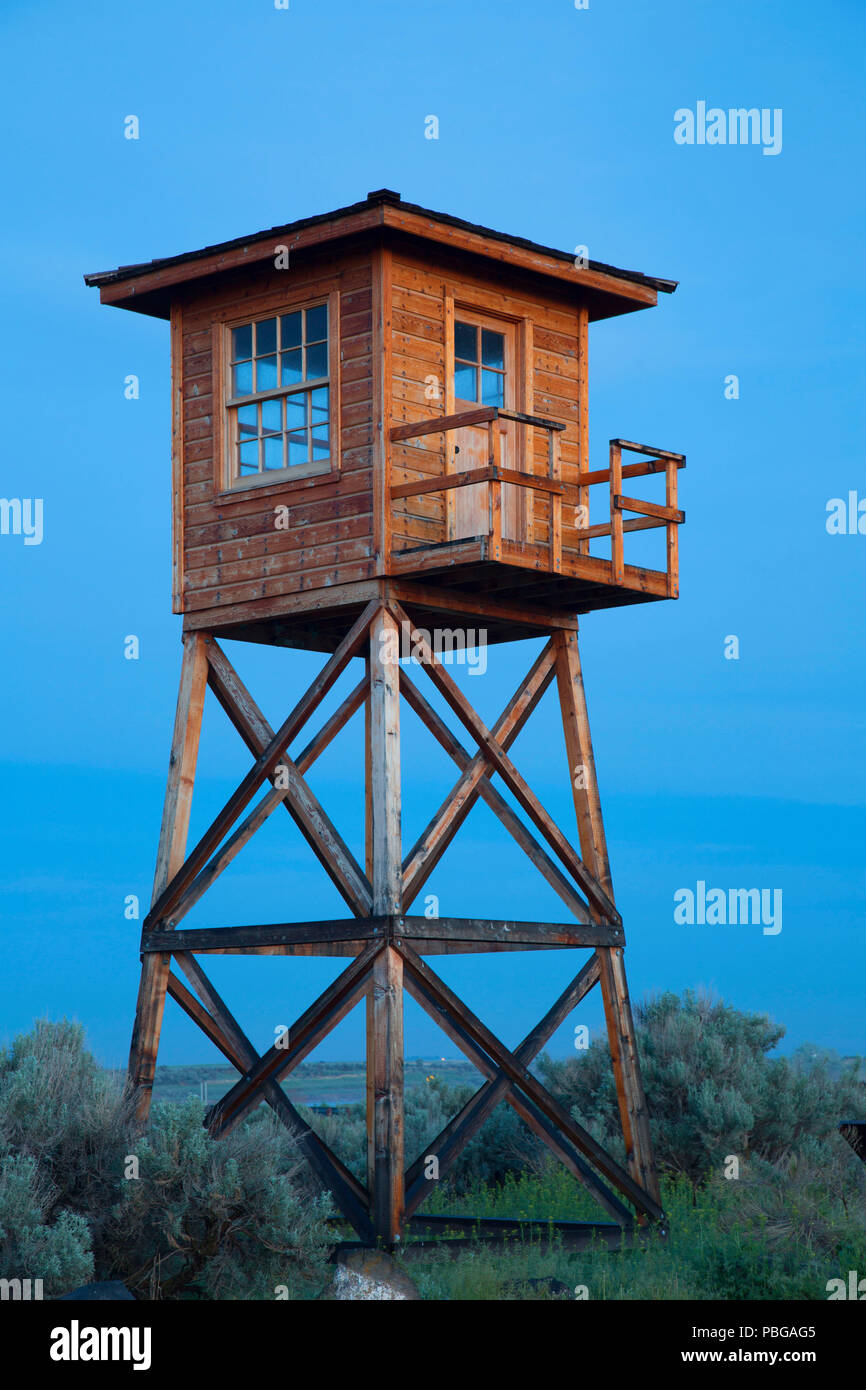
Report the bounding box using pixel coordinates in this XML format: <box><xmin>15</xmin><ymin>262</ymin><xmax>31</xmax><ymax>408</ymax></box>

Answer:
<box><xmin>554</xmin><ymin>629</ymin><xmax>611</xmax><ymax>897</ymax></box>
<box><xmin>170</xmin><ymin>303</ymin><xmax>185</xmax><ymax>614</ymax></box>
<box><xmin>367</xmin><ymin>607</ymin><xmax>404</xmax><ymax>1242</ymax></box>
<box><xmin>554</xmin><ymin>628</ymin><xmax>660</xmax><ymax>1207</ymax></box>
<box><xmin>364</xmin><ymin>653</ymin><xmax>375</xmax><ymax>1198</ymax></box>
<box><xmin>520</xmin><ymin>316</ymin><xmax>534</xmax><ymax>547</ymax></box>
<box><xmin>597</xmin><ymin>946</ymin><xmax>660</xmax><ymax>1205</ymax></box>
<box><xmin>610</xmin><ymin>441</ymin><xmax>623</xmax><ymax>583</ymax></box>
<box><xmin>444</xmin><ymin>292</ymin><xmax>456</xmax><ymax>542</ymax></box>
<box><xmin>488</xmin><ymin>417</ymin><xmax>502</xmax><ymax>561</ymax></box>
<box><xmin>373</xmin><ymin>242</ymin><xmax>393</xmax><ymax>574</ymax></box>
<box><xmin>129</xmin><ymin>630</ymin><xmax>209</xmax><ymax>1124</ymax></box>
<box><xmin>666</xmin><ymin>456</ymin><xmax>679</xmax><ymax>599</ymax></box>
<box><xmin>548</xmin><ymin>427</ymin><xmax>562</xmax><ymax>574</ymax></box>
<box><xmin>576</xmin><ymin>304</ymin><xmax>589</xmax><ymax>557</ymax></box>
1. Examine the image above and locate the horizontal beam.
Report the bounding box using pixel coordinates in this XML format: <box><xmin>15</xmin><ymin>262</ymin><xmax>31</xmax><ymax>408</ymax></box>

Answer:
<box><xmin>613</xmin><ymin>495</ymin><xmax>685</xmax><ymax>524</ymax></box>
<box><xmin>610</xmin><ymin>438</ymin><xmax>686</xmax><ymax>462</ymax></box>
<box><xmin>391</xmin><ymin>467</ymin><xmax>566</xmax><ymax>502</ymax></box>
<box><xmin>396</xmin><ymin>916</ymin><xmax>622</xmax><ymax>948</ymax></box>
<box><xmin>497</xmin><ymin>408</ymin><xmax>567</xmax><ymax>432</ymax></box>
<box><xmin>143</xmin><ymin>920</ymin><xmax>386</xmax><ymax>953</ymax></box>
<box><xmin>390</xmin><ymin>406</ymin><xmax>566</xmax><ymax>444</ymax></box>
<box><xmin>574</xmin><ymin>518</ymin><xmax>670</xmax><ymax>541</ymax></box>
<box><xmin>142</xmin><ymin>915</ymin><xmax>620</xmax><ymax>954</ymax></box>
<box><xmin>390</xmin><ymin>467</ymin><xmax>490</xmax><ymax>501</ymax></box>
<box><xmin>573</xmin><ymin>457</ymin><xmax>686</xmax><ymax>488</ymax></box>
<box><xmin>404</xmin><ymin>1215</ymin><xmax>638</xmax><ymax>1244</ymax></box>
<box><xmin>387</xmin><ymin>578</ymin><xmax>579</xmax><ymax>633</ymax></box>
<box><xmin>390</xmin><ymin>407</ymin><xmax>496</xmax><ymax>441</ymax></box>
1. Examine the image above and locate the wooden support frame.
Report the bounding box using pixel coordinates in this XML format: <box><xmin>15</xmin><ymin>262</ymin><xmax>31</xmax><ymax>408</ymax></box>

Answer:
<box><xmin>127</xmin><ymin>590</ymin><xmax>662</xmax><ymax>1245</ymax></box>
<box><xmin>129</xmin><ymin>631</ymin><xmax>208</xmax><ymax>1124</ymax></box>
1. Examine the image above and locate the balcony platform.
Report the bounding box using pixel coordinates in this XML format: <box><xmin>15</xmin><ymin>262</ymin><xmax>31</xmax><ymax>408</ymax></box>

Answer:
<box><xmin>181</xmin><ymin>424</ymin><xmax>684</xmax><ymax>653</ymax></box>
<box><xmin>389</xmin><ymin>535</ymin><xmax>670</xmax><ymax>613</ymax></box>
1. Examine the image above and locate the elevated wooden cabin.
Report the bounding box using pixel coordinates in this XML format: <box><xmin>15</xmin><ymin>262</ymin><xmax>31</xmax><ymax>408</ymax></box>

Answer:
<box><xmin>85</xmin><ymin>189</ymin><xmax>684</xmax><ymax>650</ymax></box>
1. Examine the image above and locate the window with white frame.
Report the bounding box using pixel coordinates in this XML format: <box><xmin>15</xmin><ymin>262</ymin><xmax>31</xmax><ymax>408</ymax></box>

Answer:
<box><xmin>226</xmin><ymin>303</ymin><xmax>331</xmax><ymax>484</ymax></box>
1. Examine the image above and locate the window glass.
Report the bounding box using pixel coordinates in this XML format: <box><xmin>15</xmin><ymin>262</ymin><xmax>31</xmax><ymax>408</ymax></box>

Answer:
<box><xmin>454</xmin><ymin>321</ymin><xmax>477</xmax><ymax>361</ymax></box>
<box><xmin>256</xmin><ymin>318</ymin><xmax>277</xmax><ymax>356</ymax></box>
<box><xmin>228</xmin><ymin>303</ymin><xmax>330</xmax><ymax>482</ymax></box>
<box><xmin>306</xmin><ymin>304</ymin><xmax>328</xmax><ymax>342</ymax></box>
<box><xmin>280</xmin><ymin>312</ymin><xmax>302</xmax><ymax>348</ymax></box>
<box><xmin>454</xmin><ymin>319</ymin><xmax>506</xmax><ymax>405</ymax></box>
<box><xmin>233</xmin><ymin>359</ymin><xmax>253</xmax><ymax>397</ymax></box>
<box><xmin>306</xmin><ymin>341</ymin><xmax>328</xmax><ymax>380</ymax></box>
<box><xmin>481</xmin><ymin>370</ymin><xmax>505</xmax><ymax>407</ymax></box>
<box><xmin>256</xmin><ymin>354</ymin><xmax>278</xmax><ymax>392</ymax></box>
<box><xmin>232</xmin><ymin>324</ymin><xmax>252</xmax><ymax>361</ymax></box>
<box><xmin>454</xmin><ymin>362</ymin><xmax>476</xmax><ymax>401</ymax></box>
<box><xmin>481</xmin><ymin>329</ymin><xmax>504</xmax><ymax>370</ymax></box>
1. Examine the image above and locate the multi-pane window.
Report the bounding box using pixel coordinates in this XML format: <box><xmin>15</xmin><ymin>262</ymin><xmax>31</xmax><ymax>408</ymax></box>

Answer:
<box><xmin>228</xmin><ymin>304</ymin><xmax>330</xmax><ymax>482</ymax></box>
<box><xmin>454</xmin><ymin>321</ymin><xmax>505</xmax><ymax>406</ymax></box>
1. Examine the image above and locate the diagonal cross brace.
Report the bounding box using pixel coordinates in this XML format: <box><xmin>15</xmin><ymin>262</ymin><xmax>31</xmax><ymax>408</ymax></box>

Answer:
<box><xmin>401</xmin><ymin>639</ymin><xmax>557</xmax><ymax>908</ymax></box>
<box><xmin>387</xmin><ymin>599</ymin><xmax>619</xmax><ymax>925</ymax></box>
<box><xmin>204</xmin><ymin>641</ymin><xmax>372</xmax><ymax>918</ymax></box>
<box><xmin>144</xmin><ymin>599</ymin><xmax>381</xmax><ymax>931</ymax></box>
<box><xmin>168</xmin><ymin>952</ymin><xmax>374</xmax><ymax>1241</ymax></box>
<box><xmin>206</xmin><ymin>942</ymin><xmax>381</xmax><ymax>1137</ymax></box>
<box><xmin>403</xmin><ymin>952</ymin><xmax>602</xmax><ymax>1216</ymax></box>
<box><xmin>398</xmin><ymin>943</ymin><xmax>662</xmax><ymax>1221</ymax></box>
<box><xmin>402</xmin><ymin>962</ymin><xmax>633</xmax><ymax>1225</ymax></box>
<box><xmin>399</xmin><ymin>668</ymin><xmax>594</xmax><ymax>926</ymax></box>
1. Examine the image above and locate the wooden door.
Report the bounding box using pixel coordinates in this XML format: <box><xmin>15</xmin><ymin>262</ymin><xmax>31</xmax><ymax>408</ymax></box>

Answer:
<box><xmin>450</xmin><ymin>313</ymin><xmax>523</xmax><ymax>542</ymax></box>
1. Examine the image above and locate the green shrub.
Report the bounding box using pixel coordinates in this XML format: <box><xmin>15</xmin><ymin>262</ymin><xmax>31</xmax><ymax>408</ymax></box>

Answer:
<box><xmin>0</xmin><ymin>1020</ymin><xmax>334</xmax><ymax>1300</ymax></box>
<box><xmin>0</xmin><ymin>1018</ymin><xmax>135</xmax><ymax>1237</ymax></box>
<box><xmin>0</xmin><ymin>1148</ymin><xmax>94</xmax><ymax>1294</ymax></box>
<box><xmin>538</xmin><ymin>991</ymin><xmax>865</xmax><ymax>1186</ymax></box>
<box><xmin>308</xmin><ymin>1076</ymin><xmax>540</xmax><ymax>1199</ymax></box>
<box><xmin>102</xmin><ymin>1101</ymin><xmax>333</xmax><ymax>1300</ymax></box>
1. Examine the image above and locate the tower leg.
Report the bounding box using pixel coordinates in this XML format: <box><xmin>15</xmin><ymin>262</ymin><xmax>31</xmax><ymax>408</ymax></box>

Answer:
<box><xmin>554</xmin><ymin>629</ymin><xmax>660</xmax><ymax>1205</ymax></box>
<box><xmin>367</xmin><ymin>608</ymin><xmax>404</xmax><ymax>1242</ymax></box>
<box><xmin>364</xmin><ymin>654</ymin><xmax>375</xmax><ymax>1200</ymax></box>
<box><xmin>129</xmin><ymin>631</ymin><xmax>208</xmax><ymax>1124</ymax></box>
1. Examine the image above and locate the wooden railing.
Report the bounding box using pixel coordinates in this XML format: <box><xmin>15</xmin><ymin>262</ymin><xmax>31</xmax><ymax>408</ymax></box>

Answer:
<box><xmin>575</xmin><ymin>439</ymin><xmax>686</xmax><ymax>597</ymax></box>
<box><xmin>390</xmin><ymin>406</ymin><xmax>567</xmax><ymax>568</ymax></box>
<box><xmin>389</xmin><ymin>410</ymin><xmax>685</xmax><ymax>593</ymax></box>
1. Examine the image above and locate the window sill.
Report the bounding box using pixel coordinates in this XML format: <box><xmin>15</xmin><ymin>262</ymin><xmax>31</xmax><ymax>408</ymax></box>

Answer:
<box><xmin>215</xmin><ymin>465</ymin><xmax>341</xmax><ymax>506</ymax></box>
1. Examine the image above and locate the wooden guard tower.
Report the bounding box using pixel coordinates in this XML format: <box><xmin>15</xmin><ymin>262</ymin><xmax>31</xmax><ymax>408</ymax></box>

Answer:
<box><xmin>86</xmin><ymin>190</ymin><xmax>685</xmax><ymax>1249</ymax></box>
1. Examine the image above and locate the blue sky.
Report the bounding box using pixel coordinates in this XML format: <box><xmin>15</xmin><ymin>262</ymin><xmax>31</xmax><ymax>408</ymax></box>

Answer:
<box><xmin>0</xmin><ymin>0</ymin><xmax>864</xmax><ymax>1068</ymax></box>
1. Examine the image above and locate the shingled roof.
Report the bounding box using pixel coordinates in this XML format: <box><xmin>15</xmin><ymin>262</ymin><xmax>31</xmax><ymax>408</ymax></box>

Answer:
<box><xmin>84</xmin><ymin>188</ymin><xmax>677</xmax><ymax>321</ymax></box>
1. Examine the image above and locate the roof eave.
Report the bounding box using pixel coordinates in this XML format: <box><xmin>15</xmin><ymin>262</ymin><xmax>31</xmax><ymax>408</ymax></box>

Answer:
<box><xmin>83</xmin><ymin>192</ymin><xmax>677</xmax><ymax>322</ymax></box>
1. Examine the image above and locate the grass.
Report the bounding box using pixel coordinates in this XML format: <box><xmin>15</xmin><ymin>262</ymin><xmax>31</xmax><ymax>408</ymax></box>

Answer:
<box><xmin>142</xmin><ymin>1059</ymin><xmax>479</xmax><ymax>1108</ymax></box>
<box><xmin>386</xmin><ymin>1165</ymin><xmax>866</xmax><ymax>1300</ymax></box>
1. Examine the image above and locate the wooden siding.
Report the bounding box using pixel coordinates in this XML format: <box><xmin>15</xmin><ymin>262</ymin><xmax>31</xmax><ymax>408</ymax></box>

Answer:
<box><xmin>175</xmin><ymin>238</ymin><xmax>597</xmax><ymax>625</ymax></box>
<box><xmin>179</xmin><ymin>246</ymin><xmax>375</xmax><ymax>616</ymax></box>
